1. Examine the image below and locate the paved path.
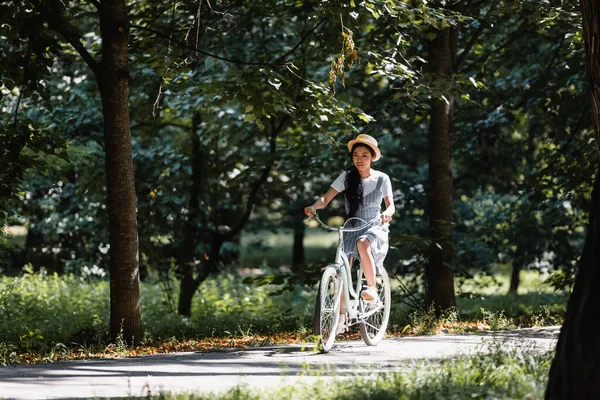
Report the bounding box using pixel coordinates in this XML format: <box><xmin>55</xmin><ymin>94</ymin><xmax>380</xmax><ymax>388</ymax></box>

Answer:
<box><xmin>0</xmin><ymin>326</ymin><xmax>560</xmax><ymax>400</ymax></box>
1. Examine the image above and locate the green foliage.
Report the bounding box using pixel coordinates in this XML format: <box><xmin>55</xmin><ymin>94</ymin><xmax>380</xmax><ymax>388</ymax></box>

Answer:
<box><xmin>0</xmin><ymin>267</ymin><xmax>565</xmax><ymax>366</ymax></box>
<box><xmin>142</xmin><ymin>270</ymin><xmax>315</xmax><ymax>340</ymax></box>
<box><xmin>0</xmin><ymin>0</ymin><xmax>70</xmax><ymax>209</ymax></box>
<box><xmin>0</xmin><ymin>269</ymin><xmax>315</xmax><ymax>362</ymax></box>
<box><xmin>1</xmin><ymin>0</ymin><xmax>594</xmax><ymax>317</ymax></box>
<box><xmin>0</xmin><ymin>269</ymin><xmax>109</xmax><ymax>357</ymax></box>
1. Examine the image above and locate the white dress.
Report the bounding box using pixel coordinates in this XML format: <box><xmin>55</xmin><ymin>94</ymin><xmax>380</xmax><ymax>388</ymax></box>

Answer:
<box><xmin>330</xmin><ymin>170</ymin><xmax>392</xmax><ymax>271</ymax></box>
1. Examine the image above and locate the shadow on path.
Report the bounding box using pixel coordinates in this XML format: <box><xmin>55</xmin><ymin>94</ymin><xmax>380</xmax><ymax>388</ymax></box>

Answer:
<box><xmin>0</xmin><ymin>326</ymin><xmax>560</xmax><ymax>400</ymax></box>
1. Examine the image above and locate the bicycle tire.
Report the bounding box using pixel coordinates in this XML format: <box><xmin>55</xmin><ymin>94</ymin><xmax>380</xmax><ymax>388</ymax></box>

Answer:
<box><xmin>313</xmin><ymin>266</ymin><xmax>342</xmax><ymax>353</ymax></box>
<box><xmin>359</xmin><ymin>266</ymin><xmax>391</xmax><ymax>346</ymax></box>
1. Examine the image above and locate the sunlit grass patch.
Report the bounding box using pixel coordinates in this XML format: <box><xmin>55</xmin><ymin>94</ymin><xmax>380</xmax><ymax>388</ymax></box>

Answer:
<box><xmin>385</xmin><ymin>268</ymin><xmax>567</xmax><ymax>336</ymax></box>
<box><xmin>457</xmin><ymin>268</ymin><xmax>560</xmax><ymax>296</ymax></box>
<box><xmin>0</xmin><ymin>265</ymin><xmax>565</xmax><ymax>366</ymax></box>
<box><xmin>0</xmin><ymin>270</ymin><xmax>317</xmax><ymax>365</ymax></box>
<box><xmin>109</xmin><ymin>346</ymin><xmax>553</xmax><ymax>400</ymax></box>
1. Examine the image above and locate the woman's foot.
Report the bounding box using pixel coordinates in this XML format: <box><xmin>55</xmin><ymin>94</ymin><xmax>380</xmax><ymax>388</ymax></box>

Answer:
<box><xmin>361</xmin><ymin>286</ymin><xmax>380</xmax><ymax>303</ymax></box>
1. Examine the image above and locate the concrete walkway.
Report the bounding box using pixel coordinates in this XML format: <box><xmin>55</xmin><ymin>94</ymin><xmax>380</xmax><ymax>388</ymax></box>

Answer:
<box><xmin>0</xmin><ymin>326</ymin><xmax>560</xmax><ymax>400</ymax></box>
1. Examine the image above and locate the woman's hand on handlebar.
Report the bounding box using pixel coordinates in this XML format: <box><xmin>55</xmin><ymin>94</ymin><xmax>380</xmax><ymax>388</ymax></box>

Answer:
<box><xmin>381</xmin><ymin>211</ymin><xmax>393</xmax><ymax>224</ymax></box>
<box><xmin>304</xmin><ymin>206</ymin><xmax>316</xmax><ymax>217</ymax></box>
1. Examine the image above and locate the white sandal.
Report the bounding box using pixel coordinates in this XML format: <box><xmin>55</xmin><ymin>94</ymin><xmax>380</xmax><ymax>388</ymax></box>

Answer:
<box><xmin>361</xmin><ymin>286</ymin><xmax>380</xmax><ymax>304</ymax></box>
<box><xmin>336</xmin><ymin>313</ymin><xmax>348</xmax><ymax>334</ymax></box>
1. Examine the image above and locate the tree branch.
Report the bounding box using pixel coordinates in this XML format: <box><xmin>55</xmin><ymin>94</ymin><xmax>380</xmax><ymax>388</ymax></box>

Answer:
<box><xmin>221</xmin><ymin>116</ymin><xmax>288</xmax><ymax>241</ymax></box>
<box><xmin>563</xmin><ymin>102</ymin><xmax>589</xmax><ymax>152</ymax></box>
<box><xmin>29</xmin><ymin>0</ymin><xmax>99</xmax><ymax>75</ymax></box>
<box><xmin>130</xmin><ymin>121</ymin><xmax>191</xmax><ymax>130</ymax></box>
<box><xmin>515</xmin><ymin>34</ymin><xmax>566</xmax><ymax>109</ymax></box>
<box><xmin>271</xmin><ymin>18</ymin><xmax>329</xmax><ymax>64</ymax></box>
<box><xmin>4</xmin><ymin>41</ymin><xmax>30</xmax><ymax>128</ymax></box>
<box><xmin>130</xmin><ymin>23</ymin><xmax>288</xmax><ymax>67</ymax></box>
<box><xmin>478</xmin><ymin>31</ymin><xmax>568</xmax><ymax>116</ymax></box>
<box><xmin>131</xmin><ymin>15</ymin><xmax>327</xmax><ymax>68</ymax></box>
<box><xmin>455</xmin><ymin>0</ymin><xmax>500</xmax><ymax>72</ymax></box>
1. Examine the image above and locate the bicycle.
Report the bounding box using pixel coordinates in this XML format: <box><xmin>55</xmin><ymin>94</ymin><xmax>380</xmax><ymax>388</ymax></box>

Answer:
<box><xmin>311</xmin><ymin>213</ymin><xmax>391</xmax><ymax>353</ymax></box>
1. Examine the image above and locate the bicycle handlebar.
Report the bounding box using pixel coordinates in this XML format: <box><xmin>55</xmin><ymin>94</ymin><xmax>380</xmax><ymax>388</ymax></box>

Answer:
<box><xmin>310</xmin><ymin>213</ymin><xmax>379</xmax><ymax>232</ymax></box>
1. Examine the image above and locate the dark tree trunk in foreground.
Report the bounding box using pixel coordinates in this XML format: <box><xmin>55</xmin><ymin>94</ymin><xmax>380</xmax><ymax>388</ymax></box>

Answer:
<box><xmin>546</xmin><ymin>1</ymin><xmax>600</xmax><ymax>397</ymax></box>
<box><xmin>425</xmin><ymin>27</ymin><xmax>458</xmax><ymax>313</ymax></box>
<box><xmin>98</xmin><ymin>0</ymin><xmax>142</xmax><ymax>342</ymax></box>
<box><xmin>546</xmin><ymin>169</ymin><xmax>600</xmax><ymax>398</ymax></box>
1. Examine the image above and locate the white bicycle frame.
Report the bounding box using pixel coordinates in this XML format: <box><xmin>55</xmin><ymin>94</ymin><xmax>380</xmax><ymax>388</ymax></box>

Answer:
<box><xmin>313</xmin><ymin>215</ymin><xmax>383</xmax><ymax>324</ymax></box>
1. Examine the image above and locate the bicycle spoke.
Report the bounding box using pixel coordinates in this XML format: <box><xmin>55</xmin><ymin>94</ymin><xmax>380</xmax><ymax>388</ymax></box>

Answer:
<box><xmin>359</xmin><ymin>268</ymin><xmax>391</xmax><ymax>345</ymax></box>
<box><xmin>362</xmin><ymin>320</ymin><xmax>381</xmax><ymax>331</ymax></box>
<box><xmin>315</xmin><ymin>266</ymin><xmax>342</xmax><ymax>353</ymax></box>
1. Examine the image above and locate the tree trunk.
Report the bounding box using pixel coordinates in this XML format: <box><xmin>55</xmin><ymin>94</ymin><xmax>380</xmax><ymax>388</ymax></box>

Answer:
<box><xmin>425</xmin><ymin>27</ymin><xmax>457</xmax><ymax>314</ymax></box>
<box><xmin>546</xmin><ymin>168</ymin><xmax>600</xmax><ymax>399</ymax></box>
<box><xmin>177</xmin><ymin>114</ymin><xmax>203</xmax><ymax>272</ymax></box>
<box><xmin>508</xmin><ymin>262</ymin><xmax>521</xmax><ymax>294</ymax></box>
<box><xmin>178</xmin><ymin>270</ymin><xmax>201</xmax><ymax>317</ymax></box>
<box><xmin>583</xmin><ymin>0</ymin><xmax>600</xmax><ymax>154</ymax></box>
<box><xmin>177</xmin><ymin>114</ymin><xmax>205</xmax><ymax>317</ymax></box>
<box><xmin>546</xmin><ymin>1</ymin><xmax>600</xmax><ymax>397</ymax></box>
<box><xmin>509</xmin><ymin>124</ymin><xmax>539</xmax><ymax>294</ymax></box>
<box><xmin>178</xmin><ymin>240</ymin><xmax>221</xmax><ymax>317</ymax></box>
<box><xmin>176</xmin><ymin>119</ymin><xmax>278</xmax><ymax>316</ymax></box>
<box><xmin>292</xmin><ymin>209</ymin><xmax>305</xmax><ymax>266</ymax></box>
<box><xmin>97</xmin><ymin>0</ymin><xmax>142</xmax><ymax>343</ymax></box>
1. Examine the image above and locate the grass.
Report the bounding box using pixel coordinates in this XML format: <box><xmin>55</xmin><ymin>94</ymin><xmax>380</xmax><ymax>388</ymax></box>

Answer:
<box><xmin>0</xmin><ymin>268</ymin><xmax>318</xmax><ymax>365</ymax></box>
<box><xmin>0</xmin><ymin>266</ymin><xmax>566</xmax><ymax>366</ymax></box>
<box><xmin>102</xmin><ymin>345</ymin><xmax>554</xmax><ymax>399</ymax></box>
<box><xmin>0</xmin><ymin>227</ymin><xmax>567</xmax><ymax>365</ymax></box>
<box><xmin>0</xmin><ymin>228</ymin><xmax>563</xmax><ymax>399</ymax></box>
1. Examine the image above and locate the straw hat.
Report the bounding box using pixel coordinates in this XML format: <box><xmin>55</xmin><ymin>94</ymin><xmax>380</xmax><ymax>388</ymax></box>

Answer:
<box><xmin>347</xmin><ymin>134</ymin><xmax>381</xmax><ymax>161</ymax></box>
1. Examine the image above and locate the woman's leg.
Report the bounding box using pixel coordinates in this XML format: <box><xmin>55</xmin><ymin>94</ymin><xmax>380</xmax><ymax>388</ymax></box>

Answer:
<box><xmin>336</xmin><ymin>258</ymin><xmax>350</xmax><ymax>333</ymax></box>
<box><xmin>356</xmin><ymin>238</ymin><xmax>376</xmax><ymax>287</ymax></box>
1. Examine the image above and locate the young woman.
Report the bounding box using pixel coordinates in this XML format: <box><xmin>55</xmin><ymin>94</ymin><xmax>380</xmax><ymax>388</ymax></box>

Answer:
<box><xmin>304</xmin><ymin>134</ymin><xmax>395</xmax><ymax>319</ymax></box>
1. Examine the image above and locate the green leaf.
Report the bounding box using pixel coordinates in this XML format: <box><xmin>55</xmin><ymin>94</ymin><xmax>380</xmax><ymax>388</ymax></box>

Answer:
<box><xmin>426</xmin><ymin>32</ymin><xmax>437</xmax><ymax>41</ymax></box>
<box><xmin>244</xmin><ymin>113</ymin><xmax>256</xmax><ymax>122</ymax></box>
<box><xmin>358</xmin><ymin>113</ymin><xmax>373</xmax><ymax>123</ymax></box>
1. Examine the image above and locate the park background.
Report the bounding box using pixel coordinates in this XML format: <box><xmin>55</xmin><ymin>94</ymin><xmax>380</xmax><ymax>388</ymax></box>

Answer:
<box><xmin>1</xmin><ymin>0</ymin><xmax>599</xmax><ymax>398</ymax></box>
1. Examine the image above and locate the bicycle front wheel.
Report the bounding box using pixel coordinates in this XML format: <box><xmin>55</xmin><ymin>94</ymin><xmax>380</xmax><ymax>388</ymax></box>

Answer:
<box><xmin>313</xmin><ymin>266</ymin><xmax>342</xmax><ymax>353</ymax></box>
<box><xmin>359</xmin><ymin>266</ymin><xmax>391</xmax><ymax>346</ymax></box>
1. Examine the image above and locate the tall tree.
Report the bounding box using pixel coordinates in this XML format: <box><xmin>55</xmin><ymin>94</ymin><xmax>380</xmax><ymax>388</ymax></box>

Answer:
<box><xmin>546</xmin><ymin>0</ymin><xmax>600</xmax><ymax>398</ymax></box>
<box><xmin>97</xmin><ymin>0</ymin><xmax>141</xmax><ymax>342</ymax></box>
<box><xmin>425</xmin><ymin>9</ymin><xmax>459</xmax><ymax>313</ymax></box>
<box><xmin>26</xmin><ymin>0</ymin><xmax>142</xmax><ymax>341</ymax></box>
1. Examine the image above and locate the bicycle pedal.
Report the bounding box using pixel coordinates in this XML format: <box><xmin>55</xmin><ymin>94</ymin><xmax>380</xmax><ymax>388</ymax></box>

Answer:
<box><xmin>363</xmin><ymin>301</ymin><xmax>383</xmax><ymax>312</ymax></box>
<box><xmin>361</xmin><ymin>293</ymin><xmax>379</xmax><ymax>303</ymax></box>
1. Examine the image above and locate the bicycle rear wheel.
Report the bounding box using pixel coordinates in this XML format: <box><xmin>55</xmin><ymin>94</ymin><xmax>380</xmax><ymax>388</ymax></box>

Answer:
<box><xmin>313</xmin><ymin>266</ymin><xmax>342</xmax><ymax>353</ymax></box>
<box><xmin>359</xmin><ymin>266</ymin><xmax>391</xmax><ymax>346</ymax></box>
